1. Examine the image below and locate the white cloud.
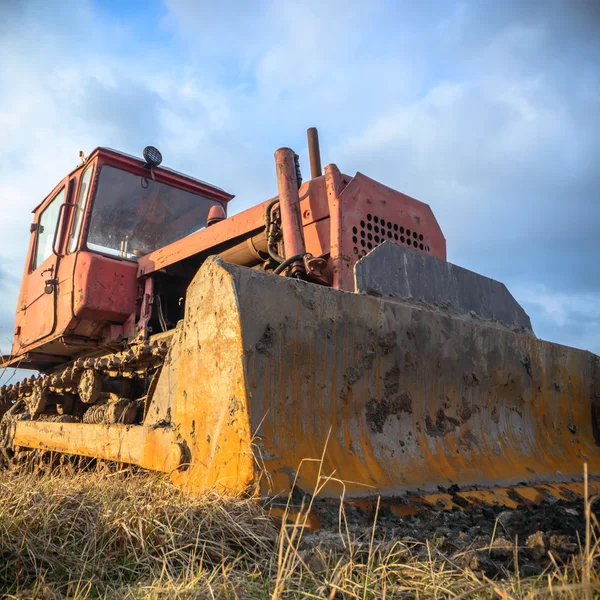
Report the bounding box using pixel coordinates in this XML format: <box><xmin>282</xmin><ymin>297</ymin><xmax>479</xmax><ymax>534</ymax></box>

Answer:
<box><xmin>515</xmin><ymin>284</ymin><xmax>600</xmax><ymax>328</ymax></box>
<box><xmin>513</xmin><ymin>283</ymin><xmax>600</xmax><ymax>353</ymax></box>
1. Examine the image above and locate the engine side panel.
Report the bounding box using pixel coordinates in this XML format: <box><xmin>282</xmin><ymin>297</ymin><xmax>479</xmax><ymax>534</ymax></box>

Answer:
<box><xmin>330</xmin><ymin>171</ymin><xmax>446</xmax><ymax>292</ymax></box>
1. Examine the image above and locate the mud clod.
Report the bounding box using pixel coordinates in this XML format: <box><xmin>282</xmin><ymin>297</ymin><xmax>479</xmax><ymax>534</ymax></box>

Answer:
<box><xmin>520</xmin><ymin>354</ymin><xmax>533</xmax><ymax>376</ymax></box>
<box><xmin>462</xmin><ymin>372</ymin><xmax>480</xmax><ymax>386</ymax></box>
<box><xmin>459</xmin><ymin>399</ymin><xmax>473</xmax><ymax>422</ymax></box>
<box><xmin>452</xmin><ymin>494</ymin><xmax>469</xmax><ymax>508</ymax></box>
<box><xmin>384</xmin><ymin>363</ymin><xmax>400</xmax><ymax>396</ymax></box>
<box><xmin>425</xmin><ymin>409</ymin><xmax>460</xmax><ymax>437</ymax></box>
<box><xmin>497</xmin><ymin>509</ymin><xmax>527</xmax><ymax>536</ymax></box>
<box><xmin>491</xmin><ymin>406</ymin><xmax>500</xmax><ymax>424</ymax></box>
<box><xmin>525</xmin><ymin>531</ymin><xmax>548</xmax><ymax>560</ymax></box>
<box><xmin>377</xmin><ymin>332</ymin><xmax>397</xmax><ymax>355</ymax></box>
<box><xmin>228</xmin><ymin>397</ymin><xmax>242</xmax><ymax>416</ymax></box>
<box><xmin>341</xmin><ymin>349</ymin><xmax>376</xmax><ymax>399</ymax></box>
<box><xmin>256</xmin><ymin>325</ymin><xmax>275</xmax><ymax>355</ymax></box>
<box><xmin>227</xmin><ymin>397</ymin><xmax>243</xmax><ymax>425</ymax></box>
<box><xmin>366</xmin><ymin>392</ymin><xmax>413</xmax><ymax>433</ymax></box>
<box><xmin>489</xmin><ymin>537</ymin><xmax>512</xmax><ymax>560</ymax></box>
<box><xmin>459</xmin><ymin>430</ymin><xmax>478</xmax><ymax>450</ymax></box>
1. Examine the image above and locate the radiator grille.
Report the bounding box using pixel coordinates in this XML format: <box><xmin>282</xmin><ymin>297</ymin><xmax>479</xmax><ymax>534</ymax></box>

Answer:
<box><xmin>351</xmin><ymin>212</ymin><xmax>430</xmax><ymax>258</ymax></box>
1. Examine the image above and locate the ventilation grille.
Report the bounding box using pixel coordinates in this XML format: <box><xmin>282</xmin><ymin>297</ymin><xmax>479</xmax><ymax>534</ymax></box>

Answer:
<box><xmin>351</xmin><ymin>212</ymin><xmax>430</xmax><ymax>257</ymax></box>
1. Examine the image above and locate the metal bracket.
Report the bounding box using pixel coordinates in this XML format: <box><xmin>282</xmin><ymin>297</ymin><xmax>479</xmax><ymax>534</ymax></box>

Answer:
<box><xmin>44</xmin><ymin>279</ymin><xmax>59</xmax><ymax>294</ymax></box>
<box><xmin>303</xmin><ymin>255</ymin><xmax>329</xmax><ymax>284</ymax></box>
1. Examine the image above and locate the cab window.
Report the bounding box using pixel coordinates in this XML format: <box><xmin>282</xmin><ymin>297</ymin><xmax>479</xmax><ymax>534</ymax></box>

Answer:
<box><xmin>68</xmin><ymin>165</ymin><xmax>94</xmax><ymax>253</ymax></box>
<box><xmin>86</xmin><ymin>165</ymin><xmax>220</xmax><ymax>260</ymax></box>
<box><xmin>32</xmin><ymin>189</ymin><xmax>65</xmax><ymax>270</ymax></box>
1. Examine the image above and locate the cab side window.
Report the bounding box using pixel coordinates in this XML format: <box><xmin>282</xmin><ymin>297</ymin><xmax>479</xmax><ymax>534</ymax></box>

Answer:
<box><xmin>32</xmin><ymin>189</ymin><xmax>65</xmax><ymax>270</ymax></box>
<box><xmin>68</xmin><ymin>165</ymin><xmax>94</xmax><ymax>253</ymax></box>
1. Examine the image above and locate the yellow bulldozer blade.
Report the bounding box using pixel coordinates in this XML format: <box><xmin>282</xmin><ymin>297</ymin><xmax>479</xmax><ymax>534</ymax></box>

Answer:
<box><xmin>13</xmin><ymin>249</ymin><xmax>600</xmax><ymax>512</ymax></box>
<box><xmin>149</xmin><ymin>251</ymin><xmax>600</xmax><ymax>501</ymax></box>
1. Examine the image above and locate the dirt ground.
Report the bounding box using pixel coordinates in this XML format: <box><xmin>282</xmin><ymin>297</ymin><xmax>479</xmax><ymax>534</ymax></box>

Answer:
<box><xmin>302</xmin><ymin>496</ymin><xmax>598</xmax><ymax>579</ymax></box>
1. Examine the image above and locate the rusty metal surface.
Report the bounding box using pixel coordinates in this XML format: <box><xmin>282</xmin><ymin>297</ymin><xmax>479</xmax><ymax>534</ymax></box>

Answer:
<box><xmin>137</xmin><ymin>201</ymin><xmax>268</xmax><ymax>276</ymax></box>
<box><xmin>13</xmin><ymin>421</ymin><xmax>181</xmax><ymax>472</ymax></box>
<box><xmin>355</xmin><ymin>242</ymin><xmax>534</xmax><ymax>333</ymax></box>
<box><xmin>145</xmin><ymin>325</ymin><xmax>182</xmax><ymax>426</ymax></box>
<box><xmin>8</xmin><ymin>146</ymin><xmax>233</xmax><ymax>370</ymax></box>
<box><xmin>0</xmin><ymin>338</ymin><xmax>169</xmax><ymax>445</ymax></box>
<box><xmin>274</xmin><ymin>147</ymin><xmax>306</xmax><ymax>275</ymax></box>
<box><xmin>217</xmin><ymin>232</ymin><xmax>269</xmax><ymax>267</ymax></box>
<box><xmin>15</xmin><ymin>176</ymin><xmax>70</xmax><ymax>349</ymax></box>
<box><xmin>6</xmin><ymin>250</ymin><xmax>139</xmax><ymax>369</ymax></box>
<box><xmin>73</xmin><ymin>252</ymin><xmax>138</xmax><ymax>321</ymax></box>
<box><xmin>169</xmin><ymin>257</ymin><xmax>600</xmax><ymax>500</ymax></box>
<box><xmin>170</xmin><ymin>257</ymin><xmax>255</xmax><ymax>494</ymax></box>
<box><xmin>328</xmin><ymin>168</ymin><xmax>447</xmax><ymax>292</ymax></box>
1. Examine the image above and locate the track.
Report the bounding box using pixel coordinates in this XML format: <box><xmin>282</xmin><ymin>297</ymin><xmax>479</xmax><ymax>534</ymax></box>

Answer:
<box><xmin>0</xmin><ymin>339</ymin><xmax>169</xmax><ymax>468</ymax></box>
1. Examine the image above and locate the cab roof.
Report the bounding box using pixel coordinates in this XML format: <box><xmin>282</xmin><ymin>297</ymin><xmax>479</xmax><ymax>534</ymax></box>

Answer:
<box><xmin>93</xmin><ymin>147</ymin><xmax>228</xmax><ymax>193</ymax></box>
<box><xmin>32</xmin><ymin>146</ymin><xmax>234</xmax><ymax>213</ymax></box>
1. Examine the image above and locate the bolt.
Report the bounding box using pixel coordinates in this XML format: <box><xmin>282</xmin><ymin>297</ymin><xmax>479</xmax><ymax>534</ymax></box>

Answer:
<box><xmin>169</xmin><ymin>442</ymin><xmax>187</xmax><ymax>471</ymax></box>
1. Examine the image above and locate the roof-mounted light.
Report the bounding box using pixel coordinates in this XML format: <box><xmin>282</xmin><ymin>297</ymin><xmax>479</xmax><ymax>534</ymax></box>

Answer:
<box><xmin>142</xmin><ymin>146</ymin><xmax>162</xmax><ymax>168</ymax></box>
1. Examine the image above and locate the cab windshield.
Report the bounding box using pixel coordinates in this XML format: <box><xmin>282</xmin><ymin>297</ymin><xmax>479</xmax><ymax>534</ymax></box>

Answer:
<box><xmin>86</xmin><ymin>165</ymin><xmax>222</xmax><ymax>259</ymax></box>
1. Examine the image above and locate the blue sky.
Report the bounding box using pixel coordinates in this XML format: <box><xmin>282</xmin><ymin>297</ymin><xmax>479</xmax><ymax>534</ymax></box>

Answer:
<box><xmin>0</xmin><ymin>0</ymin><xmax>599</xmax><ymax>363</ymax></box>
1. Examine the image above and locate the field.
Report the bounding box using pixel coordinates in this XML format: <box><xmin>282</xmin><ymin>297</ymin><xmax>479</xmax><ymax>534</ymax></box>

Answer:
<box><xmin>1</xmin><ymin>467</ymin><xmax>599</xmax><ymax>599</ymax></box>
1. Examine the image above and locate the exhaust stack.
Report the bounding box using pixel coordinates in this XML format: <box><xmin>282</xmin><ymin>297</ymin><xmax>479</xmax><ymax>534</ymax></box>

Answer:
<box><xmin>307</xmin><ymin>127</ymin><xmax>322</xmax><ymax>178</ymax></box>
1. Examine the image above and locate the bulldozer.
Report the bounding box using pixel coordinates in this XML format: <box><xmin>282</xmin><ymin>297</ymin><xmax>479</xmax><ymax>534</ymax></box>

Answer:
<box><xmin>1</xmin><ymin>128</ymin><xmax>598</xmax><ymax>515</ymax></box>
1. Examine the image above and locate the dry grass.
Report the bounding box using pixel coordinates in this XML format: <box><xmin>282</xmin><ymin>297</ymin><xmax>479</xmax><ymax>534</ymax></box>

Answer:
<box><xmin>0</xmin><ymin>468</ymin><xmax>599</xmax><ymax>599</ymax></box>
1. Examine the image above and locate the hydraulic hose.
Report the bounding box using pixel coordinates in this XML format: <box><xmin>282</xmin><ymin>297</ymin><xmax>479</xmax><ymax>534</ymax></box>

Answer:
<box><xmin>264</xmin><ymin>198</ymin><xmax>284</xmax><ymax>264</ymax></box>
<box><xmin>267</xmin><ymin>241</ymin><xmax>284</xmax><ymax>264</ymax></box>
<box><xmin>273</xmin><ymin>253</ymin><xmax>307</xmax><ymax>276</ymax></box>
<box><xmin>264</xmin><ymin>198</ymin><xmax>279</xmax><ymax>228</ymax></box>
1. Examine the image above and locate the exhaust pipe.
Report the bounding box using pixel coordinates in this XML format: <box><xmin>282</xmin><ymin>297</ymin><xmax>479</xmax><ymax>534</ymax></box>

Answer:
<box><xmin>274</xmin><ymin>147</ymin><xmax>306</xmax><ymax>277</ymax></box>
<box><xmin>307</xmin><ymin>127</ymin><xmax>322</xmax><ymax>178</ymax></box>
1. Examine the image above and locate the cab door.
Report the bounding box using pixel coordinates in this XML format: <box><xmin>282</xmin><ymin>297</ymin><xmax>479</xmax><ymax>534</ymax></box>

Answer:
<box><xmin>19</xmin><ymin>183</ymin><xmax>69</xmax><ymax>347</ymax></box>
<box><xmin>55</xmin><ymin>162</ymin><xmax>95</xmax><ymax>333</ymax></box>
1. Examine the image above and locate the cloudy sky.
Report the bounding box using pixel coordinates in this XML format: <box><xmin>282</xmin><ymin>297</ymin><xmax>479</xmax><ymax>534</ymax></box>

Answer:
<box><xmin>0</xmin><ymin>0</ymin><xmax>599</xmax><ymax>366</ymax></box>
